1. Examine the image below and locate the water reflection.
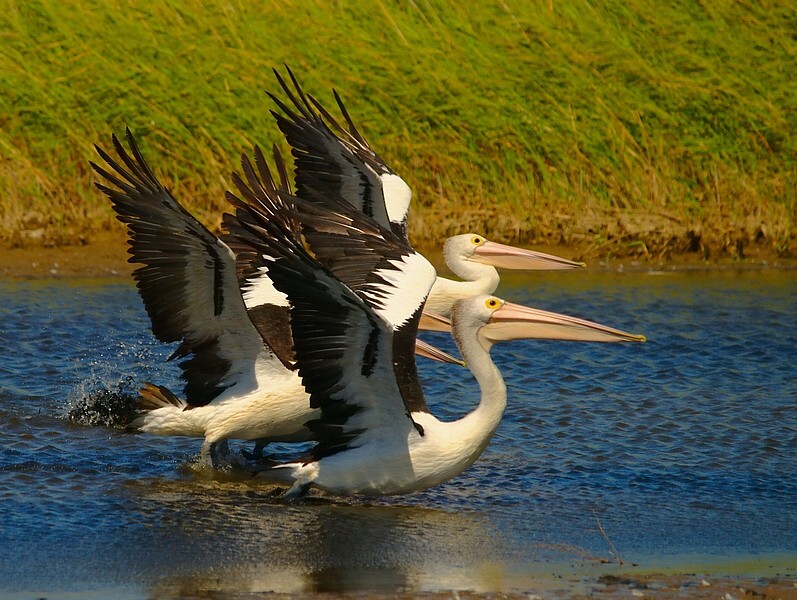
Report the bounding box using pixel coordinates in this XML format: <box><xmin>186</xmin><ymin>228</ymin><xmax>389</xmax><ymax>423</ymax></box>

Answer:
<box><xmin>129</xmin><ymin>478</ymin><xmax>510</xmax><ymax>595</ymax></box>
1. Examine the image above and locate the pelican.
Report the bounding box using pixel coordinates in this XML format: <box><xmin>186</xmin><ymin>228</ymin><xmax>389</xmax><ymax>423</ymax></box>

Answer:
<box><xmin>224</xmin><ymin>181</ymin><xmax>645</xmax><ymax>498</ymax></box>
<box><xmin>90</xmin><ymin>130</ymin><xmax>457</xmax><ymax>468</ymax></box>
<box><xmin>265</xmin><ymin>67</ymin><xmax>585</xmax><ymax>320</ymax></box>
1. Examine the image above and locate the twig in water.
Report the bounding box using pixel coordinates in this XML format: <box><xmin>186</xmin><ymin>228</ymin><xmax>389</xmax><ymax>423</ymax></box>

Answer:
<box><xmin>592</xmin><ymin>509</ymin><xmax>625</xmax><ymax>565</ymax></box>
<box><xmin>532</xmin><ymin>542</ymin><xmax>611</xmax><ymax>564</ymax></box>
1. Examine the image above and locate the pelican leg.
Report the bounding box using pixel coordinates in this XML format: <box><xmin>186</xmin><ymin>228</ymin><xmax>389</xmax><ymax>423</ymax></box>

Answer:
<box><xmin>248</xmin><ymin>457</ymin><xmax>279</xmax><ymax>477</ymax></box>
<box><xmin>284</xmin><ymin>481</ymin><xmax>311</xmax><ymax>501</ymax></box>
<box><xmin>200</xmin><ymin>439</ymin><xmax>234</xmax><ymax>470</ymax></box>
<box><xmin>241</xmin><ymin>438</ymin><xmax>269</xmax><ymax>460</ymax></box>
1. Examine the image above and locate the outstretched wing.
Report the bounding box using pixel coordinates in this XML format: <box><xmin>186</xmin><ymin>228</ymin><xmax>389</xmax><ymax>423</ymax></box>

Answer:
<box><xmin>91</xmin><ymin>129</ymin><xmax>279</xmax><ymax>406</ymax></box>
<box><xmin>225</xmin><ymin>148</ymin><xmax>437</xmax><ymax>414</ymax></box>
<box><xmin>269</xmin><ymin>66</ymin><xmax>412</xmax><ymax>242</ymax></box>
<box><xmin>225</xmin><ymin>194</ymin><xmax>419</xmax><ymax>460</ymax></box>
<box><xmin>219</xmin><ymin>145</ymin><xmax>300</xmax><ymax>368</ymax></box>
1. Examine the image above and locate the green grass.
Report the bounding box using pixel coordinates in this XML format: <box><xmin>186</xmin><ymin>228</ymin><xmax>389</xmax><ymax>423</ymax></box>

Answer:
<box><xmin>1</xmin><ymin>0</ymin><xmax>795</xmax><ymax>258</ymax></box>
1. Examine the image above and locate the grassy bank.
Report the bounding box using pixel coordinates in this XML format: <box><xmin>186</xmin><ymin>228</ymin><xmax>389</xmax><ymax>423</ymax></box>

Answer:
<box><xmin>1</xmin><ymin>0</ymin><xmax>795</xmax><ymax>261</ymax></box>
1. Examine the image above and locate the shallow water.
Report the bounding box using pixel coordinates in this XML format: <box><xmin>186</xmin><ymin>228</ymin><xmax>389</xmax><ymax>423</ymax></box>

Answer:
<box><xmin>1</xmin><ymin>269</ymin><xmax>795</xmax><ymax>597</ymax></box>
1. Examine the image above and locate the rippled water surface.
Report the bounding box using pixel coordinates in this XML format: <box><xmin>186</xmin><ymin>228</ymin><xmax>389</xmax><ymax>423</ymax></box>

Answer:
<box><xmin>1</xmin><ymin>269</ymin><xmax>795</xmax><ymax>597</ymax></box>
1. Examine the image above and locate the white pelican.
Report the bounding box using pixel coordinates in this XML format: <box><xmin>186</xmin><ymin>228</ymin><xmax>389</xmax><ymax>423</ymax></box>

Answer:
<box><xmin>223</xmin><ymin>183</ymin><xmax>645</xmax><ymax>498</ymax></box>
<box><xmin>266</xmin><ymin>67</ymin><xmax>585</xmax><ymax>319</ymax></box>
<box><xmin>225</xmin><ymin>150</ymin><xmax>446</xmax><ymax>432</ymax></box>
<box><xmin>90</xmin><ymin>130</ymin><xmax>456</xmax><ymax>468</ymax></box>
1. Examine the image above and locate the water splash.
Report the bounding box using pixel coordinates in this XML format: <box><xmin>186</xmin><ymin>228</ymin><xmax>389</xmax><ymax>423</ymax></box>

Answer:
<box><xmin>65</xmin><ymin>375</ymin><xmax>140</xmax><ymax>429</ymax></box>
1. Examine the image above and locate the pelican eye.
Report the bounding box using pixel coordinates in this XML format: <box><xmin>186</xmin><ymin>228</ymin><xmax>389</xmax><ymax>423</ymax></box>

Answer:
<box><xmin>471</xmin><ymin>236</ymin><xmax>484</xmax><ymax>246</ymax></box>
<box><xmin>485</xmin><ymin>298</ymin><xmax>501</xmax><ymax>309</ymax></box>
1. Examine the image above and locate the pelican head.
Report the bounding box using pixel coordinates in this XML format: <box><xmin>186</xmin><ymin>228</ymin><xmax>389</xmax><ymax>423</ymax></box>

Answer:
<box><xmin>444</xmin><ymin>233</ymin><xmax>585</xmax><ymax>272</ymax></box>
<box><xmin>453</xmin><ymin>295</ymin><xmax>646</xmax><ymax>352</ymax></box>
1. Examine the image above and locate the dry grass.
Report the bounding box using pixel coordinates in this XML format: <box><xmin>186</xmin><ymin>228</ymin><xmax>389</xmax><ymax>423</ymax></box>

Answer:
<box><xmin>1</xmin><ymin>0</ymin><xmax>795</xmax><ymax>261</ymax></box>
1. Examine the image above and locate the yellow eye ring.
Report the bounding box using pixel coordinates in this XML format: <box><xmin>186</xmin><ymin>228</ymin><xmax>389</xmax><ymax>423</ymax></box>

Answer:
<box><xmin>485</xmin><ymin>298</ymin><xmax>500</xmax><ymax>309</ymax></box>
<box><xmin>471</xmin><ymin>236</ymin><xmax>483</xmax><ymax>246</ymax></box>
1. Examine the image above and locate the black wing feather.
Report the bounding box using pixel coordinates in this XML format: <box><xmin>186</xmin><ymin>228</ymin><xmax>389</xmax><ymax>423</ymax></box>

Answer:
<box><xmin>269</xmin><ymin>66</ymin><xmax>405</xmax><ymax>237</ymax></box>
<box><xmin>225</xmin><ymin>190</ymin><xmax>412</xmax><ymax>460</ymax></box>
<box><xmin>92</xmin><ymin>129</ymin><xmax>264</xmax><ymax>406</ymax></box>
<box><xmin>225</xmin><ymin>158</ymin><xmax>432</xmax><ymax>417</ymax></box>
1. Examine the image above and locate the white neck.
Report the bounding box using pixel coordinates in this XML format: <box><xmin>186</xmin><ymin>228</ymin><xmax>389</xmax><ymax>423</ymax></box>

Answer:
<box><xmin>426</xmin><ymin>271</ymin><xmax>500</xmax><ymax>317</ymax></box>
<box><xmin>446</xmin><ymin>253</ymin><xmax>501</xmax><ymax>290</ymax></box>
<box><xmin>424</xmin><ymin>250</ymin><xmax>501</xmax><ymax>318</ymax></box>
<box><xmin>448</xmin><ymin>329</ymin><xmax>507</xmax><ymax>465</ymax></box>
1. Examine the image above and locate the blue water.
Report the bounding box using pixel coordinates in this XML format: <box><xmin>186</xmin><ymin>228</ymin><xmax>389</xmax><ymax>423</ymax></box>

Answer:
<box><xmin>1</xmin><ymin>269</ymin><xmax>795</xmax><ymax>597</ymax></box>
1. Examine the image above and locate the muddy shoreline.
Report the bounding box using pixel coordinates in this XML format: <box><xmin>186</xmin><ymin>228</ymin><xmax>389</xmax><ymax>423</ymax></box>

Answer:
<box><xmin>2</xmin><ymin>230</ymin><xmax>795</xmax><ymax>280</ymax></box>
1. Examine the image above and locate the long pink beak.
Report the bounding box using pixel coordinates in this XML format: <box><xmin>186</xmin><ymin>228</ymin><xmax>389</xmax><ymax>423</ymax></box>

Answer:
<box><xmin>419</xmin><ymin>310</ymin><xmax>452</xmax><ymax>332</ymax></box>
<box><xmin>485</xmin><ymin>301</ymin><xmax>646</xmax><ymax>344</ymax></box>
<box><xmin>472</xmin><ymin>240</ymin><xmax>585</xmax><ymax>270</ymax></box>
<box><xmin>415</xmin><ymin>338</ymin><xmax>464</xmax><ymax>366</ymax></box>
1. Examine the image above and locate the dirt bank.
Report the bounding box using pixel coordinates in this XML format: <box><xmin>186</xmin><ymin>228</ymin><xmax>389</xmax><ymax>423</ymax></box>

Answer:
<box><xmin>1</xmin><ymin>230</ymin><xmax>132</xmax><ymax>280</ymax></box>
<box><xmin>2</xmin><ymin>228</ymin><xmax>795</xmax><ymax>281</ymax></box>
